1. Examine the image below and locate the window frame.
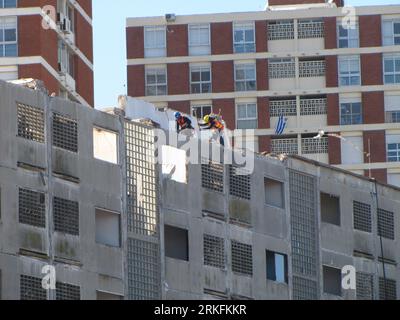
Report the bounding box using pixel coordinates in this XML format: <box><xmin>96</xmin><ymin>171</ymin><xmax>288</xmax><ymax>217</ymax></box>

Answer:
<box><xmin>192</xmin><ymin>104</ymin><xmax>212</xmax><ymax>119</ymax></box>
<box><xmin>338</xmin><ymin>55</ymin><xmax>361</xmax><ymax>86</ymax></box>
<box><xmin>337</xmin><ymin>21</ymin><xmax>359</xmax><ymax>48</ymax></box>
<box><xmin>0</xmin><ymin>16</ymin><xmax>17</xmax><ymax>57</ymax></box>
<box><xmin>145</xmin><ymin>67</ymin><xmax>167</xmax><ymax>96</ymax></box>
<box><xmin>383</xmin><ymin>19</ymin><xmax>400</xmax><ymax>46</ymax></box>
<box><xmin>383</xmin><ymin>54</ymin><xmax>400</xmax><ymax>84</ymax></box>
<box><xmin>0</xmin><ymin>0</ymin><xmax>17</xmax><ymax>8</ymax></box>
<box><xmin>266</xmin><ymin>250</ymin><xmax>288</xmax><ymax>284</ymax></box>
<box><xmin>144</xmin><ymin>26</ymin><xmax>166</xmax><ymax>57</ymax></box>
<box><xmin>233</xmin><ymin>22</ymin><xmax>256</xmax><ymax>54</ymax></box>
<box><xmin>190</xmin><ymin>65</ymin><xmax>212</xmax><ymax>94</ymax></box>
<box><xmin>188</xmin><ymin>23</ymin><xmax>211</xmax><ymax>56</ymax></box>
<box><xmin>340</xmin><ymin>101</ymin><xmax>363</xmax><ymax>125</ymax></box>
<box><xmin>387</xmin><ymin>142</ymin><xmax>400</xmax><ymax>162</ymax></box>
<box><xmin>234</xmin><ymin>63</ymin><xmax>257</xmax><ymax>92</ymax></box>
<box><xmin>236</xmin><ymin>102</ymin><xmax>258</xmax><ymax>129</ymax></box>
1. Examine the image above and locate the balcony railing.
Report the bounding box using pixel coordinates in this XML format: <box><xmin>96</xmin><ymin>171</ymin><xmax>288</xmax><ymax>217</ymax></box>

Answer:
<box><xmin>298</xmin><ymin>20</ymin><xmax>324</xmax><ymax>39</ymax></box>
<box><xmin>300</xmin><ymin>98</ymin><xmax>327</xmax><ymax>116</ymax></box>
<box><xmin>269</xmin><ymin>59</ymin><xmax>296</xmax><ymax>79</ymax></box>
<box><xmin>268</xmin><ymin>21</ymin><xmax>295</xmax><ymax>40</ymax></box>
<box><xmin>270</xmin><ymin>100</ymin><xmax>297</xmax><ymax>117</ymax></box>
<box><xmin>301</xmin><ymin>137</ymin><xmax>328</xmax><ymax>154</ymax></box>
<box><xmin>271</xmin><ymin>138</ymin><xmax>298</xmax><ymax>155</ymax></box>
<box><xmin>299</xmin><ymin>60</ymin><xmax>326</xmax><ymax>78</ymax></box>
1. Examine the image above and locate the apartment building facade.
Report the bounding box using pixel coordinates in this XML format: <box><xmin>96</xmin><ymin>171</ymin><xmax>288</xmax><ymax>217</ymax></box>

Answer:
<box><xmin>0</xmin><ymin>80</ymin><xmax>123</xmax><ymax>299</ymax></box>
<box><xmin>126</xmin><ymin>0</ymin><xmax>400</xmax><ymax>187</ymax></box>
<box><xmin>0</xmin><ymin>0</ymin><xmax>93</xmax><ymax>107</ymax></box>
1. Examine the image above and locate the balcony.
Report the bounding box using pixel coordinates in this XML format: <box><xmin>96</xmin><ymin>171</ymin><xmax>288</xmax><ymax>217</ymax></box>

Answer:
<box><xmin>297</xmin><ymin>19</ymin><xmax>325</xmax><ymax>51</ymax></box>
<box><xmin>268</xmin><ymin>59</ymin><xmax>296</xmax><ymax>91</ymax></box>
<box><xmin>271</xmin><ymin>138</ymin><xmax>298</xmax><ymax>155</ymax></box>
<box><xmin>299</xmin><ymin>59</ymin><xmax>326</xmax><ymax>90</ymax></box>
<box><xmin>267</xmin><ymin>21</ymin><xmax>296</xmax><ymax>52</ymax></box>
<box><xmin>301</xmin><ymin>137</ymin><xmax>329</xmax><ymax>163</ymax></box>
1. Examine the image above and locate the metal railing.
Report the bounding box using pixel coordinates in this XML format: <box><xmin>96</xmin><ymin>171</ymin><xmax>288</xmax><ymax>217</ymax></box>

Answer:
<box><xmin>300</xmin><ymin>98</ymin><xmax>327</xmax><ymax>115</ymax></box>
<box><xmin>298</xmin><ymin>20</ymin><xmax>324</xmax><ymax>39</ymax></box>
<box><xmin>271</xmin><ymin>138</ymin><xmax>298</xmax><ymax>155</ymax></box>
<box><xmin>299</xmin><ymin>60</ymin><xmax>326</xmax><ymax>77</ymax></box>
<box><xmin>268</xmin><ymin>21</ymin><xmax>295</xmax><ymax>40</ymax></box>
<box><xmin>301</xmin><ymin>137</ymin><xmax>328</xmax><ymax>154</ymax></box>
<box><xmin>270</xmin><ymin>99</ymin><xmax>297</xmax><ymax>117</ymax></box>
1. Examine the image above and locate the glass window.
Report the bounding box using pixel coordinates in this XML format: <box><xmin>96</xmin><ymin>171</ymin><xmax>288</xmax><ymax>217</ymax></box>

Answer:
<box><xmin>266</xmin><ymin>250</ymin><xmax>288</xmax><ymax>284</ymax></box>
<box><xmin>0</xmin><ymin>17</ymin><xmax>17</xmax><ymax>57</ymax></box>
<box><xmin>338</xmin><ymin>56</ymin><xmax>360</xmax><ymax>86</ymax></box>
<box><xmin>144</xmin><ymin>26</ymin><xmax>166</xmax><ymax>57</ymax></box>
<box><xmin>189</xmin><ymin>24</ymin><xmax>210</xmax><ymax>56</ymax></box>
<box><xmin>235</xmin><ymin>64</ymin><xmax>256</xmax><ymax>91</ymax></box>
<box><xmin>1</xmin><ymin>0</ymin><xmax>17</xmax><ymax>8</ymax></box>
<box><xmin>383</xmin><ymin>20</ymin><xmax>400</xmax><ymax>46</ymax></box>
<box><xmin>145</xmin><ymin>68</ymin><xmax>167</xmax><ymax>96</ymax></box>
<box><xmin>388</xmin><ymin>143</ymin><xmax>400</xmax><ymax>162</ymax></box>
<box><xmin>236</xmin><ymin>103</ymin><xmax>257</xmax><ymax>129</ymax></box>
<box><xmin>340</xmin><ymin>102</ymin><xmax>362</xmax><ymax>125</ymax></box>
<box><xmin>234</xmin><ymin>22</ymin><xmax>255</xmax><ymax>53</ymax></box>
<box><xmin>190</xmin><ymin>65</ymin><xmax>211</xmax><ymax>94</ymax></box>
<box><xmin>192</xmin><ymin>105</ymin><xmax>212</xmax><ymax>119</ymax></box>
<box><xmin>384</xmin><ymin>55</ymin><xmax>400</xmax><ymax>84</ymax></box>
<box><xmin>338</xmin><ymin>22</ymin><xmax>359</xmax><ymax>48</ymax></box>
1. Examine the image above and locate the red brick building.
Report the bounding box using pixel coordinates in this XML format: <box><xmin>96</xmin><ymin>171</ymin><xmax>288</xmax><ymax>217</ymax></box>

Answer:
<box><xmin>0</xmin><ymin>0</ymin><xmax>93</xmax><ymax>107</ymax></box>
<box><xmin>126</xmin><ymin>0</ymin><xmax>400</xmax><ymax>186</ymax></box>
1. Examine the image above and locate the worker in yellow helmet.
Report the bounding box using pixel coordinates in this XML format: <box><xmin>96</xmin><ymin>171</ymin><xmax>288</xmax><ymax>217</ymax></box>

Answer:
<box><xmin>200</xmin><ymin>113</ymin><xmax>225</xmax><ymax>146</ymax></box>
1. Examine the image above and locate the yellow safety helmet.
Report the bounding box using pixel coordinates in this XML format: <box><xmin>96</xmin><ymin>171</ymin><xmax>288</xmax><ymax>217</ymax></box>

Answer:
<box><xmin>203</xmin><ymin>114</ymin><xmax>210</xmax><ymax>123</ymax></box>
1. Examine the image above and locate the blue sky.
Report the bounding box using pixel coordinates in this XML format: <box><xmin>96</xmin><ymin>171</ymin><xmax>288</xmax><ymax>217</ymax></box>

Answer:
<box><xmin>93</xmin><ymin>0</ymin><xmax>399</xmax><ymax>109</ymax></box>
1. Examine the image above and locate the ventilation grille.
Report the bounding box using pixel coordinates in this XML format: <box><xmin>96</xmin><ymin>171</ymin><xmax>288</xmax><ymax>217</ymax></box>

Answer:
<box><xmin>53</xmin><ymin>197</ymin><xmax>79</xmax><ymax>236</ymax></box>
<box><xmin>56</xmin><ymin>282</ymin><xmax>80</xmax><ymax>300</ymax></box>
<box><xmin>17</xmin><ymin>102</ymin><xmax>45</xmax><ymax>143</ymax></box>
<box><xmin>292</xmin><ymin>276</ymin><xmax>318</xmax><ymax>300</ymax></box>
<box><xmin>20</xmin><ymin>275</ymin><xmax>47</xmax><ymax>300</ymax></box>
<box><xmin>18</xmin><ymin>188</ymin><xmax>46</xmax><ymax>228</ymax></box>
<box><xmin>356</xmin><ymin>272</ymin><xmax>374</xmax><ymax>300</ymax></box>
<box><xmin>353</xmin><ymin>201</ymin><xmax>372</xmax><ymax>233</ymax></box>
<box><xmin>202</xmin><ymin>161</ymin><xmax>224</xmax><ymax>193</ymax></box>
<box><xmin>231</xmin><ymin>240</ymin><xmax>253</xmax><ymax>276</ymax></box>
<box><xmin>127</xmin><ymin>238</ymin><xmax>160</xmax><ymax>300</ymax></box>
<box><xmin>379</xmin><ymin>278</ymin><xmax>397</xmax><ymax>300</ymax></box>
<box><xmin>378</xmin><ymin>208</ymin><xmax>395</xmax><ymax>240</ymax></box>
<box><xmin>204</xmin><ymin>234</ymin><xmax>225</xmax><ymax>269</ymax></box>
<box><xmin>52</xmin><ymin>113</ymin><xmax>78</xmax><ymax>152</ymax></box>
<box><xmin>229</xmin><ymin>166</ymin><xmax>251</xmax><ymax>200</ymax></box>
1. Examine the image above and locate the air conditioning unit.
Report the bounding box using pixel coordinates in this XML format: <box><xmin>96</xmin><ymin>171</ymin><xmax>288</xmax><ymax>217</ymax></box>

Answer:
<box><xmin>165</xmin><ymin>13</ymin><xmax>176</xmax><ymax>23</ymax></box>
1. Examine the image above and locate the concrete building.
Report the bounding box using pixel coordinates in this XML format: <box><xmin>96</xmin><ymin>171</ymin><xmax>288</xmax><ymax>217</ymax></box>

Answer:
<box><xmin>0</xmin><ymin>0</ymin><xmax>93</xmax><ymax>107</ymax></box>
<box><xmin>118</xmin><ymin>96</ymin><xmax>400</xmax><ymax>300</ymax></box>
<box><xmin>0</xmin><ymin>80</ymin><xmax>123</xmax><ymax>299</ymax></box>
<box><xmin>0</xmin><ymin>78</ymin><xmax>399</xmax><ymax>300</ymax></box>
<box><xmin>125</xmin><ymin>0</ymin><xmax>400</xmax><ymax>187</ymax></box>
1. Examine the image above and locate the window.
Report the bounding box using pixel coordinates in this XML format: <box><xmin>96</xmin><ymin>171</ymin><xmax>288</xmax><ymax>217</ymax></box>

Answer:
<box><xmin>231</xmin><ymin>241</ymin><xmax>253</xmax><ymax>276</ymax></box>
<box><xmin>93</xmin><ymin>127</ymin><xmax>118</xmax><ymax>164</ymax></box>
<box><xmin>95</xmin><ymin>208</ymin><xmax>121</xmax><ymax>247</ymax></box>
<box><xmin>323</xmin><ymin>266</ymin><xmax>342</xmax><ymax>296</ymax></box>
<box><xmin>388</xmin><ymin>143</ymin><xmax>400</xmax><ymax>162</ymax></box>
<box><xmin>56</xmin><ymin>282</ymin><xmax>80</xmax><ymax>300</ymax></box>
<box><xmin>58</xmin><ymin>40</ymin><xmax>74</xmax><ymax>77</ymax></box>
<box><xmin>383</xmin><ymin>19</ymin><xmax>400</xmax><ymax>46</ymax></box>
<box><xmin>236</xmin><ymin>103</ymin><xmax>257</xmax><ymax>129</ymax></box>
<box><xmin>144</xmin><ymin>26</ymin><xmax>166</xmax><ymax>57</ymax></box>
<box><xmin>320</xmin><ymin>193</ymin><xmax>340</xmax><ymax>226</ymax></box>
<box><xmin>17</xmin><ymin>103</ymin><xmax>45</xmax><ymax>143</ymax></box>
<box><xmin>19</xmin><ymin>188</ymin><xmax>46</xmax><ymax>228</ymax></box>
<box><xmin>53</xmin><ymin>197</ymin><xmax>79</xmax><ymax>236</ymax></box>
<box><xmin>235</xmin><ymin>64</ymin><xmax>256</xmax><ymax>92</ymax></box>
<box><xmin>204</xmin><ymin>234</ymin><xmax>225</xmax><ymax>269</ymax></box>
<box><xmin>383</xmin><ymin>54</ymin><xmax>400</xmax><ymax>84</ymax></box>
<box><xmin>192</xmin><ymin>105</ymin><xmax>212</xmax><ymax>119</ymax></box>
<box><xmin>201</xmin><ymin>161</ymin><xmax>224</xmax><ymax>193</ymax></box>
<box><xmin>145</xmin><ymin>68</ymin><xmax>167</xmax><ymax>96</ymax></box>
<box><xmin>229</xmin><ymin>165</ymin><xmax>251</xmax><ymax>200</ymax></box>
<box><xmin>378</xmin><ymin>208</ymin><xmax>394</xmax><ymax>240</ymax></box>
<box><xmin>265</xmin><ymin>178</ymin><xmax>284</xmax><ymax>209</ymax></box>
<box><xmin>164</xmin><ymin>225</ymin><xmax>189</xmax><ymax>261</ymax></box>
<box><xmin>339</xmin><ymin>56</ymin><xmax>360</xmax><ymax>86</ymax></box>
<box><xmin>97</xmin><ymin>291</ymin><xmax>123</xmax><ymax>300</ymax></box>
<box><xmin>189</xmin><ymin>24</ymin><xmax>210</xmax><ymax>56</ymax></box>
<box><xmin>266</xmin><ymin>250</ymin><xmax>288</xmax><ymax>283</ymax></box>
<box><xmin>353</xmin><ymin>201</ymin><xmax>372</xmax><ymax>233</ymax></box>
<box><xmin>0</xmin><ymin>17</ymin><xmax>17</xmax><ymax>57</ymax></box>
<box><xmin>233</xmin><ymin>22</ymin><xmax>255</xmax><ymax>53</ymax></box>
<box><xmin>268</xmin><ymin>58</ymin><xmax>295</xmax><ymax>79</ymax></box>
<box><xmin>52</xmin><ymin>113</ymin><xmax>78</xmax><ymax>153</ymax></box>
<box><xmin>20</xmin><ymin>275</ymin><xmax>47</xmax><ymax>300</ymax></box>
<box><xmin>340</xmin><ymin>101</ymin><xmax>362</xmax><ymax>125</ymax></box>
<box><xmin>190</xmin><ymin>65</ymin><xmax>211</xmax><ymax>94</ymax></box>
<box><xmin>385</xmin><ymin>95</ymin><xmax>400</xmax><ymax>123</ymax></box>
<box><xmin>57</xmin><ymin>0</ymin><xmax>74</xmax><ymax>34</ymax></box>
<box><xmin>0</xmin><ymin>0</ymin><xmax>17</xmax><ymax>8</ymax></box>
<box><xmin>356</xmin><ymin>272</ymin><xmax>374</xmax><ymax>300</ymax></box>
<box><xmin>338</xmin><ymin>22</ymin><xmax>359</xmax><ymax>48</ymax></box>
<box><xmin>379</xmin><ymin>278</ymin><xmax>397</xmax><ymax>300</ymax></box>
<box><xmin>268</xmin><ymin>20</ymin><xmax>294</xmax><ymax>40</ymax></box>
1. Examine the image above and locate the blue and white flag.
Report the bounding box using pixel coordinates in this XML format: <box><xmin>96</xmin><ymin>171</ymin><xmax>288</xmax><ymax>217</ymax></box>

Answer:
<box><xmin>275</xmin><ymin>115</ymin><xmax>287</xmax><ymax>135</ymax></box>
